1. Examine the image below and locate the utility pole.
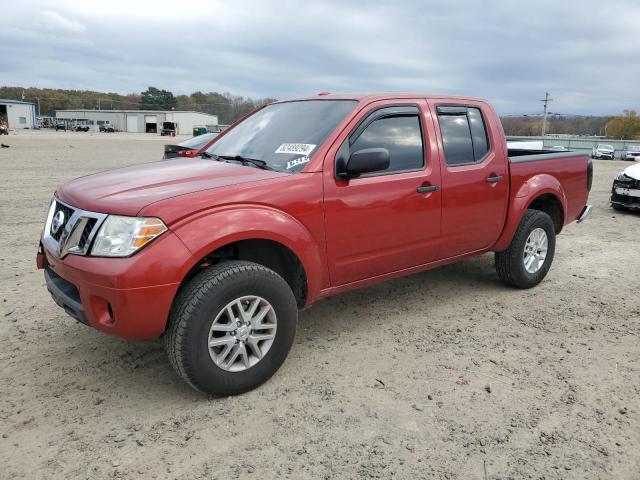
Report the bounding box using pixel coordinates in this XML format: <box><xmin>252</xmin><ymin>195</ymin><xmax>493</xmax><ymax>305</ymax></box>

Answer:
<box><xmin>97</xmin><ymin>98</ymin><xmax>101</xmax><ymax>110</ymax></box>
<box><xmin>540</xmin><ymin>92</ymin><xmax>553</xmax><ymax>136</ymax></box>
<box><xmin>36</xmin><ymin>97</ymin><xmax>41</xmax><ymax>116</ymax></box>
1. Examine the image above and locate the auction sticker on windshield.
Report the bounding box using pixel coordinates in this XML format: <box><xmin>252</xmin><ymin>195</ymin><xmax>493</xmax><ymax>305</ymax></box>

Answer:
<box><xmin>286</xmin><ymin>156</ymin><xmax>310</xmax><ymax>169</ymax></box>
<box><xmin>275</xmin><ymin>143</ymin><xmax>316</xmax><ymax>156</ymax></box>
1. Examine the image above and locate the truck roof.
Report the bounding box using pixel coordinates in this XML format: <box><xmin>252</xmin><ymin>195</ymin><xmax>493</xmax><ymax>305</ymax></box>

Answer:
<box><xmin>280</xmin><ymin>92</ymin><xmax>487</xmax><ymax>103</ymax></box>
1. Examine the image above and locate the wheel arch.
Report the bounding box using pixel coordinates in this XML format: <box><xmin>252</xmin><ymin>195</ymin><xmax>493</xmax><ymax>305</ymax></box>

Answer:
<box><xmin>172</xmin><ymin>206</ymin><xmax>327</xmax><ymax>309</ymax></box>
<box><xmin>493</xmin><ymin>175</ymin><xmax>567</xmax><ymax>251</ymax></box>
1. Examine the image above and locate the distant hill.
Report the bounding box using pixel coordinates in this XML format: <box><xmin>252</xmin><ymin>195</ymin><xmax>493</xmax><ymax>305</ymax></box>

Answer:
<box><xmin>0</xmin><ymin>86</ymin><xmax>275</xmax><ymax>125</ymax></box>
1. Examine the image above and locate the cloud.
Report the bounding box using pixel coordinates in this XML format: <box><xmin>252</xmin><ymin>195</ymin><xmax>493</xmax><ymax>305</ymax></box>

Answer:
<box><xmin>39</xmin><ymin>10</ymin><xmax>86</xmax><ymax>34</ymax></box>
<box><xmin>1</xmin><ymin>0</ymin><xmax>639</xmax><ymax>114</ymax></box>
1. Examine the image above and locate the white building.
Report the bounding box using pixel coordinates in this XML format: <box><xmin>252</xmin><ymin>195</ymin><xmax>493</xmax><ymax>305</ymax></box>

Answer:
<box><xmin>55</xmin><ymin>109</ymin><xmax>219</xmax><ymax>134</ymax></box>
<box><xmin>0</xmin><ymin>99</ymin><xmax>37</xmax><ymax>130</ymax></box>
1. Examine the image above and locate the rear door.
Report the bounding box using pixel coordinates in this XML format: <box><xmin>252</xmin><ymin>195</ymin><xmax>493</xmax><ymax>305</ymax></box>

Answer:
<box><xmin>429</xmin><ymin>101</ymin><xmax>508</xmax><ymax>257</ymax></box>
<box><xmin>323</xmin><ymin>99</ymin><xmax>442</xmax><ymax>286</ymax></box>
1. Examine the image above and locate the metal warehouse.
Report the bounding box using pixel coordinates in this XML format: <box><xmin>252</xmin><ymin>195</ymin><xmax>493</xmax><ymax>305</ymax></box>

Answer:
<box><xmin>55</xmin><ymin>109</ymin><xmax>219</xmax><ymax>134</ymax></box>
<box><xmin>0</xmin><ymin>99</ymin><xmax>37</xmax><ymax>130</ymax></box>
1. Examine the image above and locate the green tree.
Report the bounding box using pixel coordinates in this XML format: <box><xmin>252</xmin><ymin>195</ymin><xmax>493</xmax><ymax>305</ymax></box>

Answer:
<box><xmin>140</xmin><ymin>86</ymin><xmax>177</xmax><ymax>110</ymax></box>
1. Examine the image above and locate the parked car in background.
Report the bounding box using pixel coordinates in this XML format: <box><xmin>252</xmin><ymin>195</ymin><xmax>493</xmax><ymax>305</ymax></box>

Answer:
<box><xmin>37</xmin><ymin>93</ymin><xmax>593</xmax><ymax>396</ymax></box>
<box><xmin>611</xmin><ymin>163</ymin><xmax>640</xmax><ymax>211</ymax></box>
<box><xmin>163</xmin><ymin>132</ymin><xmax>218</xmax><ymax>159</ymax></box>
<box><xmin>99</xmin><ymin>124</ymin><xmax>114</xmax><ymax>132</ymax></box>
<box><xmin>161</xmin><ymin>121</ymin><xmax>177</xmax><ymax>136</ymax></box>
<box><xmin>54</xmin><ymin>121</ymin><xmax>66</xmax><ymax>131</ymax></box>
<box><xmin>72</xmin><ymin>125</ymin><xmax>90</xmax><ymax>132</ymax></box>
<box><xmin>620</xmin><ymin>145</ymin><xmax>640</xmax><ymax>161</ymax></box>
<box><xmin>592</xmin><ymin>144</ymin><xmax>615</xmax><ymax>160</ymax></box>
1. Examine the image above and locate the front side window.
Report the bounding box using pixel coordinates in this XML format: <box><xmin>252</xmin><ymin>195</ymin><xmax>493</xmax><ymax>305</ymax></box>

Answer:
<box><xmin>350</xmin><ymin>114</ymin><xmax>424</xmax><ymax>174</ymax></box>
<box><xmin>437</xmin><ymin>106</ymin><xmax>490</xmax><ymax>166</ymax></box>
<box><xmin>206</xmin><ymin>100</ymin><xmax>357</xmax><ymax>172</ymax></box>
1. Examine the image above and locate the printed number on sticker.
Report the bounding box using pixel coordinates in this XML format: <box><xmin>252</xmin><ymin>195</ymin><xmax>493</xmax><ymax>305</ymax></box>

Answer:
<box><xmin>275</xmin><ymin>143</ymin><xmax>316</xmax><ymax>156</ymax></box>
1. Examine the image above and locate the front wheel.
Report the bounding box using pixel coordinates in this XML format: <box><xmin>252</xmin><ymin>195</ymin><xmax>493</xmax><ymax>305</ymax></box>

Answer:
<box><xmin>165</xmin><ymin>261</ymin><xmax>298</xmax><ymax>395</ymax></box>
<box><xmin>495</xmin><ymin>209</ymin><xmax>556</xmax><ymax>288</ymax></box>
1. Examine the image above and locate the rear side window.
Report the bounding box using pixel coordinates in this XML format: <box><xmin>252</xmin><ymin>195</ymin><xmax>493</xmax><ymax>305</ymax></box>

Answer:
<box><xmin>467</xmin><ymin>108</ymin><xmax>489</xmax><ymax>160</ymax></box>
<box><xmin>350</xmin><ymin>114</ymin><xmax>424</xmax><ymax>174</ymax></box>
<box><xmin>437</xmin><ymin>106</ymin><xmax>490</xmax><ymax>166</ymax></box>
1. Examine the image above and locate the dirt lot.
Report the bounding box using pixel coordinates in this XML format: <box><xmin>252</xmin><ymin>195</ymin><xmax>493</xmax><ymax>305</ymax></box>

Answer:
<box><xmin>0</xmin><ymin>130</ymin><xmax>638</xmax><ymax>479</ymax></box>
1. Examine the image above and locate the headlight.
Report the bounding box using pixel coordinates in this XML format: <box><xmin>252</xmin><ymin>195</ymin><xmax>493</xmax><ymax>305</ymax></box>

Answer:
<box><xmin>615</xmin><ymin>173</ymin><xmax>630</xmax><ymax>182</ymax></box>
<box><xmin>91</xmin><ymin>216</ymin><xmax>167</xmax><ymax>257</ymax></box>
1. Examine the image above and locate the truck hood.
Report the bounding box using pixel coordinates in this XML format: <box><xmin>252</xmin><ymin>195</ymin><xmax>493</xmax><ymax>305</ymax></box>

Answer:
<box><xmin>56</xmin><ymin>159</ymin><xmax>284</xmax><ymax>216</ymax></box>
<box><xmin>622</xmin><ymin>162</ymin><xmax>640</xmax><ymax>180</ymax></box>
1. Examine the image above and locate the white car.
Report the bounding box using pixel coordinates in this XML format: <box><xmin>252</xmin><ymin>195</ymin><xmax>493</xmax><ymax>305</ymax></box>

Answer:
<box><xmin>592</xmin><ymin>144</ymin><xmax>615</xmax><ymax>160</ymax></box>
<box><xmin>611</xmin><ymin>162</ymin><xmax>640</xmax><ymax>211</ymax></box>
<box><xmin>621</xmin><ymin>145</ymin><xmax>640</xmax><ymax>161</ymax></box>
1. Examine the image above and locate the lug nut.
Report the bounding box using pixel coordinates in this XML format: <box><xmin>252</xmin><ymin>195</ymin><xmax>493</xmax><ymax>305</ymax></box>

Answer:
<box><xmin>237</xmin><ymin>321</ymin><xmax>241</xmax><ymax>327</ymax></box>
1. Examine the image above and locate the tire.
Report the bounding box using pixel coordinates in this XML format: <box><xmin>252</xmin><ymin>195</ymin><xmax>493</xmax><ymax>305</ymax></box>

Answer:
<box><xmin>495</xmin><ymin>209</ymin><xmax>556</xmax><ymax>289</ymax></box>
<box><xmin>165</xmin><ymin>260</ymin><xmax>298</xmax><ymax>396</ymax></box>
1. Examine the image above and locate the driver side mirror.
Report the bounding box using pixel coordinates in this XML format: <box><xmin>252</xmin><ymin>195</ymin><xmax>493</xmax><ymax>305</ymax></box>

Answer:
<box><xmin>336</xmin><ymin>148</ymin><xmax>390</xmax><ymax>179</ymax></box>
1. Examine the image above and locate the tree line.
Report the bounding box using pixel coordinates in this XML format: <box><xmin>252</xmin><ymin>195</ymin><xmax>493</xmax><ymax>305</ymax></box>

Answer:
<box><xmin>0</xmin><ymin>86</ymin><xmax>276</xmax><ymax>125</ymax></box>
<box><xmin>501</xmin><ymin>111</ymin><xmax>640</xmax><ymax>139</ymax></box>
<box><xmin>2</xmin><ymin>85</ymin><xmax>639</xmax><ymax>138</ymax></box>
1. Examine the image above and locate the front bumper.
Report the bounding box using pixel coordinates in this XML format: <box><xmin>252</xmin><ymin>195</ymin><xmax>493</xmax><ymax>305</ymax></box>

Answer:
<box><xmin>37</xmin><ymin>231</ymin><xmax>193</xmax><ymax>339</ymax></box>
<box><xmin>611</xmin><ymin>180</ymin><xmax>640</xmax><ymax>210</ymax></box>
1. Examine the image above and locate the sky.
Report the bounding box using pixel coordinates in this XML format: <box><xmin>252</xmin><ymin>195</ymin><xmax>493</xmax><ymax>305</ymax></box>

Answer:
<box><xmin>1</xmin><ymin>0</ymin><xmax>639</xmax><ymax>115</ymax></box>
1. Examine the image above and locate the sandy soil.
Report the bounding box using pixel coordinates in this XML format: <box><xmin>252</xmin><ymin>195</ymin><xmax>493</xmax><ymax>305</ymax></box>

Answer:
<box><xmin>0</xmin><ymin>130</ymin><xmax>638</xmax><ymax>479</ymax></box>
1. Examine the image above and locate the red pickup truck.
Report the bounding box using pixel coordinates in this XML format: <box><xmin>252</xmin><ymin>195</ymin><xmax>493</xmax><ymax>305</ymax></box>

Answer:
<box><xmin>37</xmin><ymin>93</ymin><xmax>592</xmax><ymax>395</ymax></box>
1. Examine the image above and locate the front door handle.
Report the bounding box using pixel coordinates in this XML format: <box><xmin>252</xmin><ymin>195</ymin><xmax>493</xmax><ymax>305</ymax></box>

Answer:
<box><xmin>486</xmin><ymin>175</ymin><xmax>503</xmax><ymax>184</ymax></box>
<box><xmin>416</xmin><ymin>185</ymin><xmax>440</xmax><ymax>193</ymax></box>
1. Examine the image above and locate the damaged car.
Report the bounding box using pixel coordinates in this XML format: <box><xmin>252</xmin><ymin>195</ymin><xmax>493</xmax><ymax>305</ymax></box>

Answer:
<box><xmin>611</xmin><ymin>162</ymin><xmax>640</xmax><ymax>211</ymax></box>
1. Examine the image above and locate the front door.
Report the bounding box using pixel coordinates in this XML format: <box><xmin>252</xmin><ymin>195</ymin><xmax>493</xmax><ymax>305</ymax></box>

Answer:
<box><xmin>323</xmin><ymin>100</ymin><xmax>442</xmax><ymax>286</ymax></box>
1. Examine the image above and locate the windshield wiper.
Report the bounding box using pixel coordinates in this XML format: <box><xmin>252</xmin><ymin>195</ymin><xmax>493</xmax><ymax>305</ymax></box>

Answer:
<box><xmin>217</xmin><ymin>155</ymin><xmax>275</xmax><ymax>171</ymax></box>
<box><xmin>197</xmin><ymin>151</ymin><xmax>220</xmax><ymax>160</ymax></box>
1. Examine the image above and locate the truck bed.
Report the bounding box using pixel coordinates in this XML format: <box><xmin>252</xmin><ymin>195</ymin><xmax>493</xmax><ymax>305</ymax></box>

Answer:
<box><xmin>507</xmin><ymin>149</ymin><xmax>591</xmax><ymax>226</ymax></box>
<box><xmin>508</xmin><ymin>149</ymin><xmax>583</xmax><ymax>163</ymax></box>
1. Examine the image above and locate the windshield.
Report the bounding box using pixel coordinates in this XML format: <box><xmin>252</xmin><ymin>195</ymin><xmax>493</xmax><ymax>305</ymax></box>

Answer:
<box><xmin>205</xmin><ymin>100</ymin><xmax>357</xmax><ymax>172</ymax></box>
<box><xmin>178</xmin><ymin>132</ymin><xmax>218</xmax><ymax>149</ymax></box>
<box><xmin>599</xmin><ymin>144</ymin><xmax>614</xmax><ymax>150</ymax></box>
<box><xmin>627</xmin><ymin>145</ymin><xmax>640</xmax><ymax>152</ymax></box>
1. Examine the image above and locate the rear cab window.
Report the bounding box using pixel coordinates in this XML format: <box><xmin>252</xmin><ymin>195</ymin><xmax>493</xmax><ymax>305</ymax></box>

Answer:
<box><xmin>436</xmin><ymin>106</ymin><xmax>491</xmax><ymax>166</ymax></box>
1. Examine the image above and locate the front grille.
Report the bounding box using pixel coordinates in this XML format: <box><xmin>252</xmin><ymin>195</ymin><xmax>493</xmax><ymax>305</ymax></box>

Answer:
<box><xmin>51</xmin><ymin>202</ymin><xmax>75</xmax><ymax>240</ymax></box>
<box><xmin>43</xmin><ymin>198</ymin><xmax>107</xmax><ymax>258</ymax></box>
<box><xmin>78</xmin><ymin>218</ymin><xmax>97</xmax><ymax>250</ymax></box>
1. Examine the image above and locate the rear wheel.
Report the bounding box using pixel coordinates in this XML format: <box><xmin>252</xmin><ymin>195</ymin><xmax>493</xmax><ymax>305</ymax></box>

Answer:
<box><xmin>165</xmin><ymin>261</ymin><xmax>298</xmax><ymax>395</ymax></box>
<box><xmin>495</xmin><ymin>209</ymin><xmax>556</xmax><ymax>288</ymax></box>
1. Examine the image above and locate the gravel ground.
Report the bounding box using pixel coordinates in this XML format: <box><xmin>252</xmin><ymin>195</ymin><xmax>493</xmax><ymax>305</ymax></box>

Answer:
<box><xmin>0</xmin><ymin>130</ymin><xmax>638</xmax><ymax>479</ymax></box>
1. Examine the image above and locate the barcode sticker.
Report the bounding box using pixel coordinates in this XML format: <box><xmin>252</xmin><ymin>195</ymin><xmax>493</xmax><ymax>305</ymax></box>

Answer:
<box><xmin>275</xmin><ymin>143</ymin><xmax>316</xmax><ymax>156</ymax></box>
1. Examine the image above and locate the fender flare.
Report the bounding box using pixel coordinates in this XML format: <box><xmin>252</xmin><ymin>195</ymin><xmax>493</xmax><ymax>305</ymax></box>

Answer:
<box><xmin>171</xmin><ymin>205</ymin><xmax>327</xmax><ymax>304</ymax></box>
<box><xmin>493</xmin><ymin>174</ymin><xmax>567</xmax><ymax>252</ymax></box>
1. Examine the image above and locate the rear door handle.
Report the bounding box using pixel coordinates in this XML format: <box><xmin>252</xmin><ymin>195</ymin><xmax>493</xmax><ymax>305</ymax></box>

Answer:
<box><xmin>416</xmin><ymin>185</ymin><xmax>440</xmax><ymax>193</ymax></box>
<box><xmin>486</xmin><ymin>175</ymin><xmax>503</xmax><ymax>184</ymax></box>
